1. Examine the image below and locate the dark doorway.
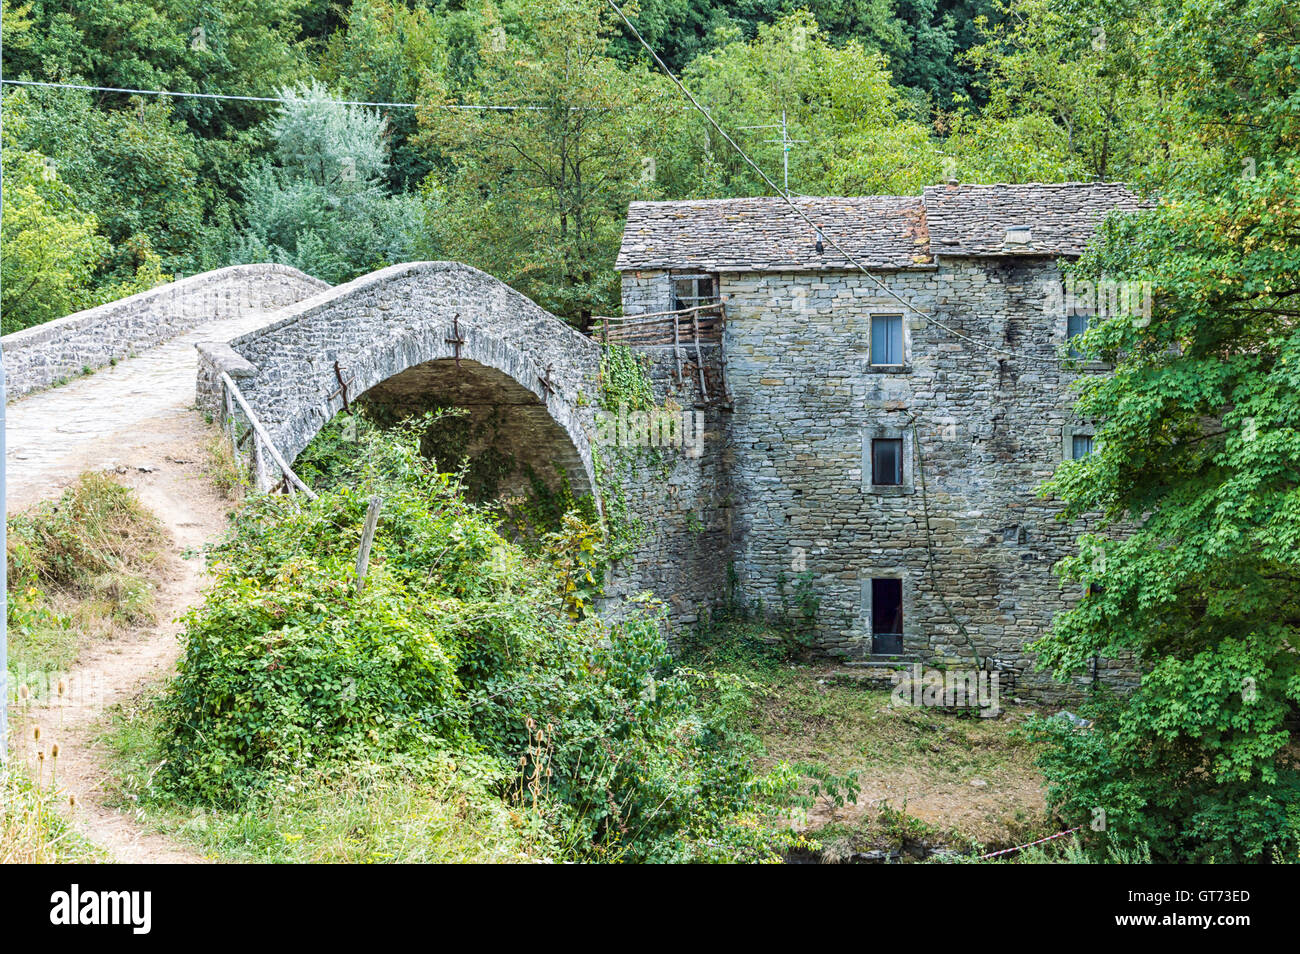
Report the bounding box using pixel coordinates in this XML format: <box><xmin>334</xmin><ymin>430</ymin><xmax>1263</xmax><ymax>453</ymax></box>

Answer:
<box><xmin>871</xmin><ymin>578</ymin><xmax>903</xmax><ymax>654</ymax></box>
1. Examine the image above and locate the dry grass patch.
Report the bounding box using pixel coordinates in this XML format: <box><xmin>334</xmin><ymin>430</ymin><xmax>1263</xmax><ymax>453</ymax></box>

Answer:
<box><xmin>740</xmin><ymin>660</ymin><xmax>1052</xmax><ymax>850</ymax></box>
<box><xmin>6</xmin><ymin>472</ymin><xmax>168</xmax><ymax>677</ymax></box>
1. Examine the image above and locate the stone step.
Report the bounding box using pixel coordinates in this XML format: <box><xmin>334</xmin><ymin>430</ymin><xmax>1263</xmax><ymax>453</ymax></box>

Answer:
<box><xmin>841</xmin><ymin>656</ymin><xmax>921</xmax><ymax>668</ymax></box>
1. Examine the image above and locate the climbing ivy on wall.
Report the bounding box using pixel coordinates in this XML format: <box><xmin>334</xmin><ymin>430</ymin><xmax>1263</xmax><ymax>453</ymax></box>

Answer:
<box><xmin>598</xmin><ymin>344</ymin><xmax>654</xmax><ymax>412</ymax></box>
<box><xmin>593</xmin><ymin>344</ymin><xmax>658</xmax><ymax>560</ymax></box>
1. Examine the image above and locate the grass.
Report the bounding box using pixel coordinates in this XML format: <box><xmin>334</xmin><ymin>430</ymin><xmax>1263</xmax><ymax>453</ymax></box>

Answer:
<box><xmin>204</xmin><ymin>429</ymin><xmax>249</xmax><ymax>502</ymax></box>
<box><xmin>0</xmin><ymin>758</ymin><xmax>103</xmax><ymax>864</ymax></box>
<box><xmin>2</xmin><ymin>472</ymin><xmax>167</xmax><ymax>864</ymax></box>
<box><xmin>6</xmin><ymin>473</ymin><xmax>167</xmax><ymax>681</ymax></box>
<box><xmin>98</xmin><ymin>690</ymin><xmax>549</xmax><ymax>864</ymax></box>
<box><xmin>686</xmin><ymin>617</ymin><xmax>1055</xmax><ymax>857</ymax></box>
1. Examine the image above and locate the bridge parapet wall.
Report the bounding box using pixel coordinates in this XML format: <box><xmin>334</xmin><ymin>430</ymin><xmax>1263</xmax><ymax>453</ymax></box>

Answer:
<box><xmin>2</xmin><ymin>263</ymin><xmax>327</xmax><ymax>399</ymax></box>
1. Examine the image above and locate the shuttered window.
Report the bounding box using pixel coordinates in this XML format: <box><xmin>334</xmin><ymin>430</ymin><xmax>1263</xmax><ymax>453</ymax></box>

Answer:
<box><xmin>1067</xmin><ymin>313</ymin><xmax>1090</xmax><ymax>357</ymax></box>
<box><xmin>870</xmin><ymin>314</ymin><xmax>904</xmax><ymax>366</ymax></box>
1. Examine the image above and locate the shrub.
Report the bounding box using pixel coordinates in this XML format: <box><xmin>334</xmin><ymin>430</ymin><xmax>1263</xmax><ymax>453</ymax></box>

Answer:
<box><xmin>155</xmin><ymin>420</ymin><xmax>795</xmax><ymax>861</ymax></box>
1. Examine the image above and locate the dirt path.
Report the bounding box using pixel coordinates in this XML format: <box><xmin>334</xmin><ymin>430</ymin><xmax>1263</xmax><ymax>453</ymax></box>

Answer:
<box><xmin>14</xmin><ymin>421</ymin><xmax>233</xmax><ymax>863</ymax></box>
<box><xmin>6</xmin><ymin>314</ymin><xmax>270</xmax><ymax>863</ymax></box>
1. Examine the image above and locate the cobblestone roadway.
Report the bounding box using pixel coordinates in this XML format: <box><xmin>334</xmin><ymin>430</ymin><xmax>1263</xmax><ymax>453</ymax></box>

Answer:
<box><xmin>5</xmin><ymin>311</ymin><xmax>273</xmax><ymax>511</ymax></box>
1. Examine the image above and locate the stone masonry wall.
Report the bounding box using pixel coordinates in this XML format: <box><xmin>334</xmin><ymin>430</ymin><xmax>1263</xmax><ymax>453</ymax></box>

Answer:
<box><xmin>719</xmin><ymin>261</ymin><xmax>1130</xmax><ymax>700</ymax></box>
<box><xmin>600</xmin><ymin>342</ymin><xmax>733</xmax><ymax>631</ymax></box>
<box><xmin>3</xmin><ymin>264</ymin><xmax>327</xmax><ymax>399</ymax></box>
<box><xmin>621</xmin><ymin>262</ymin><xmax>1134</xmax><ymax>700</ymax></box>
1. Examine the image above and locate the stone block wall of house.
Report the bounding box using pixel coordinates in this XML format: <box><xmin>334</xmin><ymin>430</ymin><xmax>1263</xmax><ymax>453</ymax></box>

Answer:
<box><xmin>617</xmin><ymin>261</ymin><xmax>1134</xmax><ymax>699</ymax></box>
<box><xmin>719</xmin><ymin>262</ymin><xmax>1124</xmax><ymax>699</ymax></box>
<box><xmin>599</xmin><ymin>338</ymin><xmax>735</xmax><ymax>632</ymax></box>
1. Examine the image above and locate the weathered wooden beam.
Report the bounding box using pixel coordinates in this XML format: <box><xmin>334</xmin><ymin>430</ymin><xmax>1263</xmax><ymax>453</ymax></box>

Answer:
<box><xmin>220</xmin><ymin>371</ymin><xmax>319</xmax><ymax>500</ymax></box>
<box><xmin>354</xmin><ymin>495</ymin><xmax>384</xmax><ymax>594</ymax></box>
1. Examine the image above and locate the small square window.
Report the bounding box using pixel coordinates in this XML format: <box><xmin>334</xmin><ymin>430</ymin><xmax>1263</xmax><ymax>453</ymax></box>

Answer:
<box><xmin>872</xmin><ymin>438</ymin><xmax>903</xmax><ymax>485</ymax></box>
<box><xmin>1071</xmin><ymin>434</ymin><xmax>1094</xmax><ymax>459</ymax></box>
<box><xmin>870</xmin><ymin>314</ymin><xmax>904</xmax><ymax>366</ymax></box>
<box><xmin>871</xmin><ymin>578</ymin><xmax>903</xmax><ymax>654</ymax></box>
<box><xmin>672</xmin><ymin>275</ymin><xmax>717</xmax><ymax>311</ymax></box>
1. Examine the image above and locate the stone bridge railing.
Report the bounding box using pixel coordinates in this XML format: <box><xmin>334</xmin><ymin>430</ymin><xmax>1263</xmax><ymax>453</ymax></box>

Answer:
<box><xmin>1</xmin><ymin>264</ymin><xmax>327</xmax><ymax>399</ymax></box>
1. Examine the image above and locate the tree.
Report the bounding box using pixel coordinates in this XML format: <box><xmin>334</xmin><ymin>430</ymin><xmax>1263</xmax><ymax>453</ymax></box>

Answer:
<box><xmin>606</xmin><ymin>0</ymin><xmax>996</xmax><ymax>105</ymax></box>
<box><xmin>0</xmin><ymin>148</ymin><xmax>107</xmax><ymax>333</ymax></box>
<box><xmin>224</xmin><ymin>83</ymin><xmax>425</xmax><ymax>284</ymax></box>
<box><xmin>4</xmin><ymin>0</ymin><xmax>308</xmax><ymax>202</ymax></box>
<box><xmin>1033</xmin><ymin>0</ymin><xmax>1300</xmax><ymax>861</ymax></box>
<box><xmin>419</xmin><ymin>0</ymin><xmax>673</xmax><ymax>326</ymax></box>
<box><xmin>318</xmin><ymin>0</ymin><xmax>450</xmax><ymax>192</ymax></box>
<box><xmin>5</xmin><ymin>86</ymin><xmax>205</xmax><ymax>280</ymax></box>
<box><xmin>658</xmin><ymin>13</ymin><xmax>942</xmax><ymax>199</ymax></box>
<box><xmin>945</xmin><ymin>0</ymin><xmax>1165</xmax><ymax>183</ymax></box>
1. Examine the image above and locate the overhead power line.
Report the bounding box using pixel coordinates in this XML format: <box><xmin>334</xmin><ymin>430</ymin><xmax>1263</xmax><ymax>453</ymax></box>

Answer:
<box><xmin>0</xmin><ymin>78</ymin><xmax>529</xmax><ymax>110</ymax></box>
<box><xmin>605</xmin><ymin>0</ymin><xmax>1066</xmax><ymax>367</ymax></box>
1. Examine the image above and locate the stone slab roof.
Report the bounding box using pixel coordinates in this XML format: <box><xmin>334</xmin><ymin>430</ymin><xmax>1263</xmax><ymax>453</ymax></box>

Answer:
<box><xmin>921</xmin><ymin>182</ymin><xmax>1145</xmax><ymax>257</ymax></box>
<box><xmin>616</xmin><ymin>183</ymin><xmax>1147</xmax><ymax>272</ymax></box>
<box><xmin>615</xmin><ymin>196</ymin><xmax>930</xmax><ymax>272</ymax></box>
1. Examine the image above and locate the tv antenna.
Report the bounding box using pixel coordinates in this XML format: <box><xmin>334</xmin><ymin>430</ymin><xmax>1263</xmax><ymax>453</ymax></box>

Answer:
<box><xmin>740</xmin><ymin>110</ymin><xmax>806</xmax><ymax>196</ymax></box>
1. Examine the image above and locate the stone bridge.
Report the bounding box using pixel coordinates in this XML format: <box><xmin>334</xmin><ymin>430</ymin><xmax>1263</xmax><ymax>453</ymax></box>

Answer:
<box><xmin>3</xmin><ymin>258</ymin><xmax>728</xmax><ymax>638</ymax></box>
<box><xmin>194</xmin><ymin>261</ymin><xmax>603</xmax><ymax>499</ymax></box>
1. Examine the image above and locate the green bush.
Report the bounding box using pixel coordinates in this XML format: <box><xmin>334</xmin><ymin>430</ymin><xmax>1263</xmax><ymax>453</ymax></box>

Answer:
<box><xmin>1028</xmin><ymin>686</ymin><xmax>1300</xmax><ymax>863</ymax></box>
<box><xmin>156</xmin><ymin>420</ymin><xmax>795</xmax><ymax>861</ymax></box>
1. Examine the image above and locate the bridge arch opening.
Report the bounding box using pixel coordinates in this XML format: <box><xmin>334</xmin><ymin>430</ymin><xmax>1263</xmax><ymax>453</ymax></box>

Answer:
<box><xmin>347</xmin><ymin>357</ymin><xmax>594</xmax><ymax>518</ymax></box>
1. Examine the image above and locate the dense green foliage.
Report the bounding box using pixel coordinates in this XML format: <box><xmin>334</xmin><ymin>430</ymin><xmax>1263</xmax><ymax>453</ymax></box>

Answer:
<box><xmin>155</xmin><ymin>421</ymin><xmax>797</xmax><ymax>860</ymax></box>
<box><xmin>221</xmin><ymin>82</ymin><xmax>425</xmax><ymax>282</ymax></box>
<box><xmin>1032</xmin><ymin>0</ymin><xmax>1300</xmax><ymax>862</ymax></box>
<box><xmin>0</xmin><ymin>0</ymin><xmax>1091</xmax><ymax>327</ymax></box>
<box><xmin>7</xmin><ymin>0</ymin><xmax>1300</xmax><ymax>863</ymax></box>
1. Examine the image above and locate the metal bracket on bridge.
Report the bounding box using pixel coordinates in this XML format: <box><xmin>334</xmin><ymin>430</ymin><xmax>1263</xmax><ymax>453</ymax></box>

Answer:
<box><xmin>538</xmin><ymin>363</ymin><xmax>557</xmax><ymax>400</ymax></box>
<box><xmin>445</xmin><ymin>314</ymin><xmax>466</xmax><ymax>367</ymax></box>
<box><xmin>330</xmin><ymin>360</ymin><xmax>355</xmax><ymax>414</ymax></box>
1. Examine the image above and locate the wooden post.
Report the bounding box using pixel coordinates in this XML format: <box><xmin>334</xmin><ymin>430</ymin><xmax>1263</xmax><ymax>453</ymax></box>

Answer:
<box><xmin>354</xmin><ymin>496</ymin><xmax>383</xmax><ymax>594</ymax></box>
<box><xmin>691</xmin><ymin>309</ymin><xmax>709</xmax><ymax>401</ymax></box>
<box><xmin>220</xmin><ymin>372</ymin><xmax>319</xmax><ymax>500</ymax></box>
<box><xmin>672</xmin><ymin>310</ymin><xmax>683</xmax><ymax>384</ymax></box>
<box><xmin>717</xmin><ymin>302</ymin><xmax>732</xmax><ymax>406</ymax></box>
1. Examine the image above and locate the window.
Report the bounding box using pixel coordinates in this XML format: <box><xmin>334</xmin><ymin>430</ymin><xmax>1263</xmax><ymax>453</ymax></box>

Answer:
<box><xmin>870</xmin><ymin>314</ymin><xmax>904</xmax><ymax>366</ymax></box>
<box><xmin>871</xmin><ymin>578</ymin><xmax>903</xmax><ymax>655</ymax></box>
<box><xmin>672</xmin><ymin>274</ymin><xmax>717</xmax><ymax>311</ymax></box>
<box><xmin>863</xmin><ymin>429</ymin><xmax>911</xmax><ymax>494</ymax></box>
<box><xmin>1067</xmin><ymin>313</ymin><xmax>1090</xmax><ymax>358</ymax></box>
<box><xmin>871</xmin><ymin>438</ymin><xmax>903</xmax><ymax>485</ymax></box>
<box><xmin>1071</xmin><ymin>434</ymin><xmax>1094</xmax><ymax>459</ymax></box>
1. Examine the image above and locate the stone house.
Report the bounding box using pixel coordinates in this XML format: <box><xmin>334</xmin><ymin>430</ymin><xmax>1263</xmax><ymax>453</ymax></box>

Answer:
<box><xmin>612</xmin><ymin>183</ymin><xmax>1144</xmax><ymax>698</ymax></box>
